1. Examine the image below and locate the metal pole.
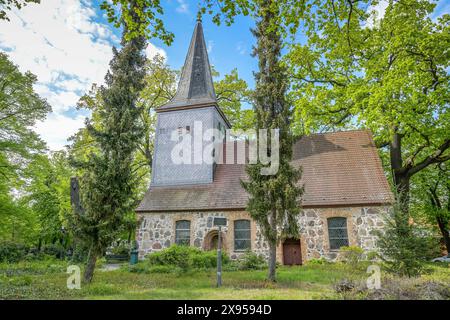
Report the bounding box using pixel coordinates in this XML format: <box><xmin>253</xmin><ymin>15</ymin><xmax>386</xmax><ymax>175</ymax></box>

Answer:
<box><xmin>217</xmin><ymin>226</ymin><xmax>222</xmax><ymax>287</ymax></box>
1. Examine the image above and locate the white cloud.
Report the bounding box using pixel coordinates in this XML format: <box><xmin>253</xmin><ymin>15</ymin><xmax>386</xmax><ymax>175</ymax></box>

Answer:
<box><xmin>366</xmin><ymin>0</ymin><xmax>388</xmax><ymax>28</ymax></box>
<box><xmin>0</xmin><ymin>0</ymin><xmax>166</xmax><ymax>150</ymax></box>
<box><xmin>146</xmin><ymin>42</ymin><xmax>167</xmax><ymax>61</ymax></box>
<box><xmin>176</xmin><ymin>0</ymin><xmax>189</xmax><ymax>14</ymax></box>
<box><xmin>236</xmin><ymin>41</ymin><xmax>247</xmax><ymax>55</ymax></box>
<box><xmin>34</xmin><ymin>113</ymin><xmax>86</xmax><ymax>150</ymax></box>
<box><xmin>207</xmin><ymin>40</ymin><xmax>213</xmax><ymax>54</ymax></box>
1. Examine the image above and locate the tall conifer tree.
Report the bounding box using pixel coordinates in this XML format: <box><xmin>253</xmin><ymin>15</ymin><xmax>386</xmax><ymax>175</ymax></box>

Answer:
<box><xmin>241</xmin><ymin>0</ymin><xmax>303</xmax><ymax>282</ymax></box>
<box><xmin>72</xmin><ymin>1</ymin><xmax>147</xmax><ymax>283</ymax></box>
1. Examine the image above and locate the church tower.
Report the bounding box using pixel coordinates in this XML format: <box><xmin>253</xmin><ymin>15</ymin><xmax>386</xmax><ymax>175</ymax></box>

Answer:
<box><xmin>151</xmin><ymin>18</ymin><xmax>230</xmax><ymax>186</ymax></box>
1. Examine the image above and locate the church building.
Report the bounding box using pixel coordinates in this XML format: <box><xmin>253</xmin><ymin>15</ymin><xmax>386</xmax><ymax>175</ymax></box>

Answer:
<box><xmin>136</xmin><ymin>19</ymin><xmax>393</xmax><ymax>264</ymax></box>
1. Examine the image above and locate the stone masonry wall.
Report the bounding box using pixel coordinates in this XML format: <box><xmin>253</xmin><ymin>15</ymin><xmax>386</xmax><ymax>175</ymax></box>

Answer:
<box><xmin>136</xmin><ymin>206</ymin><xmax>389</xmax><ymax>262</ymax></box>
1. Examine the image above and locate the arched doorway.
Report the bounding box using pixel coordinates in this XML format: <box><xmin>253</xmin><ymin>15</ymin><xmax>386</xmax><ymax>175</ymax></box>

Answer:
<box><xmin>283</xmin><ymin>238</ymin><xmax>302</xmax><ymax>265</ymax></box>
<box><xmin>204</xmin><ymin>230</ymin><xmax>226</xmax><ymax>251</ymax></box>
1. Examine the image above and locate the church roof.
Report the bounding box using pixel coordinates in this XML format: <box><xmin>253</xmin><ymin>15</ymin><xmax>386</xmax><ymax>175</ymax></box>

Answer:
<box><xmin>137</xmin><ymin>130</ymin><xmax>393</xmax><ymax>212</ymax></box>
<box><xmin>158</xmin><ymin>18</ymin><xmax>217</xmax><ymax>112</ymax></box>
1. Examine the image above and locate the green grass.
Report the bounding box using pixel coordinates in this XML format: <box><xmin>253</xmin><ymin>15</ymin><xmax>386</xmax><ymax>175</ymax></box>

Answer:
<box><xmin>0</xmin><ymin>259</ymin><xmax>448</xmax><ymax>300</ymax></box>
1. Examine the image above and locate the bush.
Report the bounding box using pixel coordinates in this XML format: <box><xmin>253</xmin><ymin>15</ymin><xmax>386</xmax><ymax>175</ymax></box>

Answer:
<box><xmin>109</xmin><ymin>241</ymin><xmax>132</xmax><ymax>256</ymax></box>
<box><xmin>0</xmin><ymin>241</ymin><xmax>30</xmax><ymax>263</ymax></box>
<box><xmin>41</xmin><ymin>244</ymin><xmax>66</xmax><ymax>259</ymax></box>
<box><xmin>236</xmin><ymin>250</ymin><xmax>266</xmax><ymax>270</ymax></box>
<box><xmin>306</xmin><ymin>258</ymin><xmax>330</xmax><ymax>265</ymax></box>
<box><xmin>377</xmin><ymin>204</ymin><xmax>437</xmax><ymax>277</ymax></box>
<box><xmin>144</xmin><ymin>245</ymin><xmax>230</xmax><ymax>271</ymax></box>
<box><xmin>333</xmin><ymin>277</ymin><xmax>450</xmax><ymax>300</ymax></box>
<box><xmin>337</xmin><ymin>246</ymin><xmax>364</xmax><ymax>268</ymax></box>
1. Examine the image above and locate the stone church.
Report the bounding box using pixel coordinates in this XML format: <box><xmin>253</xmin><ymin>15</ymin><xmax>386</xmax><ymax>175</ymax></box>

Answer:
<box><xmin>136</xmin><ymin>19</ymin><xmax>393</xmax><ymax>264</ymax></box>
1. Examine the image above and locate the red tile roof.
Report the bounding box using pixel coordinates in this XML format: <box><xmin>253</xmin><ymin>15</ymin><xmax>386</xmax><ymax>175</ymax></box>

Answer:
<box><xmin>136</xmin><ymin>130</ymin><xmax>393</xmax><ymax>212</ymax></box>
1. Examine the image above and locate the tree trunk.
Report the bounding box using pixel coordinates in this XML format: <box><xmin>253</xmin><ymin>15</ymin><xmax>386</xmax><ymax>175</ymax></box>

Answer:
<box><xmin>83</xmin><ymin>247</ymin><xmax>98</xmax><ymax>283</ymax></box>
<box><xmin>268</xmin><ymin>241</ymin><xmax>277</xmax><ymax>282</ymax></box>
<box><xmin>390</xmin><ymin>132</ymin><xmax>410</xmax><ymax>212</ymax></box>
<box><xmin>436</xmin><ymin>216</ymin><xmax>450</xmax><ymax>257</ymax></box>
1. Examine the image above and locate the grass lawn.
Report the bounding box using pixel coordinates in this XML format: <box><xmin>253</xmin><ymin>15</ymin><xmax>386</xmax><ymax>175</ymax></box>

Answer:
<box><xmin>0</xmin><ymin>260</ymin><xmax>449</xmax><ymax>300</ymax></box>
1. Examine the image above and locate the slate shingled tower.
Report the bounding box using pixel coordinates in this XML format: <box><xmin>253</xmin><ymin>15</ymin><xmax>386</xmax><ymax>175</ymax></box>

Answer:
<box><xmin>151</xmin><ymin>18</ymin><xmax>230</xmax><ymax>186</ymax></box>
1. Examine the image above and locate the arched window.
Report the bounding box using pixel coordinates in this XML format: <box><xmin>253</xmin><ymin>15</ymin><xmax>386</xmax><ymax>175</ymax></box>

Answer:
<box><xmin>175</xmin><ymin>220</ymin><xmax>190</xmax><ymax>246</ymax></box>
<box><xmin>234</xmin><ymin>220</ymin><xmax>251</xmax><ymax>251</ymax></box>
<box><xmin>327</xmin><ymin>217</ymin><xmax>349</xmax><ymax>250</ymax></box>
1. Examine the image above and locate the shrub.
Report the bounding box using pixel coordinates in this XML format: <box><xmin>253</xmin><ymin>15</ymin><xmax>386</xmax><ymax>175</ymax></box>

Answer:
<box><xmin>365</xmin><ymin>251</ymin><xmax>379</xmax><ymax>262</ymax></box>
<box><xmin>41</xmin><ymin>244</ymin><xmax>66</xmax><ymax>259</ymax></box>
<box><xmin>333</xmin><ymin>277</ymin><xmax>450</xmax><ymax>300</ymax></box>
<box><xmin>109</xmin><ymin>241</ymin><xmax>132</xmax><ymax>256</ymax></box>
<box><xmin>144</xmin><ymin>245</ymin><xmax>230</xmax><ymax>271</ymax></box>
<box><xmin>337</xmin><ymin>246</ymin><xmax>364</xmax><ymax>268</ymax></box>
<box><xmin>0</xmin><ymin>241</ymin><xmax>30</xmax><ymax>263</ymax></box>
<box><xmin>237</xmin><ymin>250</ymin><xmax>266</xmax><ymax>270</ymax></box>
<box><xmin>306</xmin><ymin>258</ymin><xmax>330</xmax><ymax>265</ymax></box>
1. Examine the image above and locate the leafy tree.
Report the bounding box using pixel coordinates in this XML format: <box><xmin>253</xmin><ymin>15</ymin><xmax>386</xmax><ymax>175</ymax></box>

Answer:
<box><xmin>20</xmin><ymin>151</ymin><xmax>74</xmax><ymax>249</ymax></box>
<box><xmin>285</xmin><ymin>0</ymin><xmax>450</xmax><ymax>216</ymax></box>
<box><xmin>412</xmin><ymin>164</ymin><xmax>450</xmax><ymax>257</ymax></box>
<box><xmin>0</xmin><ymin>52</ymin><xmax>50</xmax><ymax>181</ymax></box>
<box><xmin>0</xmin><ymin>175</ymin><xmax>39</xmax><ymax>244</ymax></box>
<box><xmin>71</xmin><ymin>1</ymin><xmax>148</xmax><ymax>283</ymax></box>
<box><xmin>0</xmin><ymin>0</ymin><xmax>39</xmax><ymax>21</ymax></box>
<box><xmin>99</xmin><ymin>0</ymin><xmax>174</xmax><ymax>43</ymax></box>
<box><xmin>241</xmin><ymin>0</ymin><xmax>303</xmax><ymax>282</ymax></box>
<box><xmin>214</xmin><ymin>68</ymin><xmax>254</xmax><ymax>130</ymax></box>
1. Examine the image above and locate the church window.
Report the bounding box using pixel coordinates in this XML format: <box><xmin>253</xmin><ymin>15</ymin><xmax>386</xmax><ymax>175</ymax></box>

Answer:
<box><xmin>327</xmin><ymin>217</ymin><xmax>349</xmax><ymax>250</ymax></box>
<box><xmin>175</xmin><ymin>220</ymin><xmax>191</xmax><ymax>246</ymax></box>
<box><xmin>234</xmin><ymin>219</ymin><xmax>251</xmax><ymax>251</ymax></box>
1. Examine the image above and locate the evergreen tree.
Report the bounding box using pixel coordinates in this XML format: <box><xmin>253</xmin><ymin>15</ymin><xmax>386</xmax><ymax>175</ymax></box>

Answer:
<box><xmin>377</xmin><ymin>200</ymin><xmax>436</xmax><ymax>277</ymax></box>
<box><xmin>241</xmin><ymin>0</ymin><xmax>303</xmax><ymax>282</ymax></box>
<box><xmin>71</xmin><ymin>1</ymin><xmax>147</xmax><ymax>283</ymax></box>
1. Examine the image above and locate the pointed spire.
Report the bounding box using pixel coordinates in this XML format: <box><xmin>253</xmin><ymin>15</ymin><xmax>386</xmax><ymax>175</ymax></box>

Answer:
<box><xmin>158</xmin><ymin>19</ymin><xmax>217</xmax><ymax>111</ymax></box>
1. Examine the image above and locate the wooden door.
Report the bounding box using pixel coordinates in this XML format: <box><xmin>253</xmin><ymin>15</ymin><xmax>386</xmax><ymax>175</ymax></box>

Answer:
<box><xmin>283</xmin><ymin>239</ymin><xmax>302</xmax><ymax>265</ymax></box>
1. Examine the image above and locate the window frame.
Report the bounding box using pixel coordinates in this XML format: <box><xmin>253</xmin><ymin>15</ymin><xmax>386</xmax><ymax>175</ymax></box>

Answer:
<box><xmin>327</xmin><ymin>217</ymin><xmax>349</xmax><ymax>251</ymax></box>
<box><xmin>234</xmin><ymin>219</ymin><xmax>251</xmax><ymax>252</ymax></box>
<box><xmin>175</xmin><ymin>220</ymin><xmax>191</xmax><ymax>246</ymax></box>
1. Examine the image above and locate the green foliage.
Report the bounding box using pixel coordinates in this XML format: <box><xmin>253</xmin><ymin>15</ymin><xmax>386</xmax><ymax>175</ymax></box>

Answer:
<box><xmin>0</xmin><ymin>241</ymin><xmax>29</xmax><ymax>263</ymax></box>
<box><xmin>99</xmin><ymin>0</ymin><xmax>174</xmax><ymax>44</ymax></box>
<box><xmin>411</xmin><ymin>163</ymin><xmax>450</xmax><ymax>255</ymax></box>
<box><xmin>144</xmin><ymin>245</ymin><xmax>229</xmax><ymax>271</ymax></box>
<box><xmin>69</xmin><ymin>3</ymin><xmax>149</xmax><ymax>282</ymax></box>
<box><xmin>0</xmin><ymin>52</ymin><xmax>49</xmax><ymax>181</ymax></box>
<box><xmin>377</xmin><ymin>203</ymin><xmax>437</xmax><ymax>277</ymax></box>
<box><xmin>306</xmin><ymin>258</ymin><xmax>330</xmax><ymax>265</ymax></box>
<box><xmin>213</xmin><ymin>68</ymin><xmax>254</xmax><ymax>130</ymax></box>
<box><xmin>236</xmin><ymin>250</ymin><xmax>267</xmax><ymax>270</ymax></box>
<box><xmin>286</xmin><ymin>0</ymin><xmax>449</xmax><ymax>211</ymax></box>
<box><xmin>241</xmin><ymin>0</ymin><xmax>304</xmax><ymax>281</ymax></box>
<box><xmin>109</xmin><ymin>241</ymin><xmax>132</xmax><ymax>256</ymax></box>
<box><xmin>337</xmin><ymin>246</ymin><xmax>364</xmax><ymax>269</ymax></box>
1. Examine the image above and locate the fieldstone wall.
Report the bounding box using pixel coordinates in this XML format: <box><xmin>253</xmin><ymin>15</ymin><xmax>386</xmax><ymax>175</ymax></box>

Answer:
<box><xmin>136</xmin><ymin>206</ymin><xmax>389</xmax><ymax>262</ymax></box>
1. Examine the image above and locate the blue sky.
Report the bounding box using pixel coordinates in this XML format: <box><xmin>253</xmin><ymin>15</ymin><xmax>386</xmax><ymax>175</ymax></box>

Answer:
<box><xmin>0</xmin><ymin>0</ymin><xmax>448</xmax><ymax>150</ymax></box>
